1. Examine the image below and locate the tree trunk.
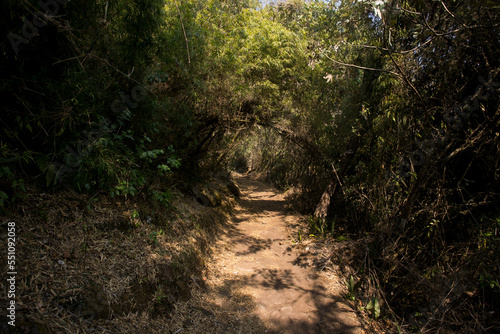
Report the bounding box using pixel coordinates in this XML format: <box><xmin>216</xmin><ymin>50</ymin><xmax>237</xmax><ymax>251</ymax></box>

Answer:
<box><xmin>314</xmin><ymin>181</ymin><xmax>337</xmax><ymax>219</ymax></box>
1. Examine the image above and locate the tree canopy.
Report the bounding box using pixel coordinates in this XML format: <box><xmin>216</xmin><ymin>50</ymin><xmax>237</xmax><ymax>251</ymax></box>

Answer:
<box><xmin>1</xmin><ymin>0</ymin><xmax>499</xmax><ymax>331</ymax></box>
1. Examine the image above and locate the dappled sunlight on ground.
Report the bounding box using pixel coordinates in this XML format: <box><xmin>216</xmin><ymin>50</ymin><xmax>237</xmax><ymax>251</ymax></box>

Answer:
<box><xmin>202</xmin><ymin>174</ymin><xmax>364</xmax><ymax>334</ymax></box>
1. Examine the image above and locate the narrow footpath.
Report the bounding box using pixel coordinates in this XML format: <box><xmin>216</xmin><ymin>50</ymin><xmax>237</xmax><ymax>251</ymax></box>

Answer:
<box><xmin>204</xmin><ymin>174</ymin><xmax>363</xmax><ymax>334</ymax></box>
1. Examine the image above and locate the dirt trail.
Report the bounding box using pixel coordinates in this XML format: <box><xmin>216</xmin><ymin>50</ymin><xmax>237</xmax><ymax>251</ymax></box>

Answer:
<box><xmin>206</xmin><ymin>174</ymin><xmax>363</xmax><ymax>334</ymax></box>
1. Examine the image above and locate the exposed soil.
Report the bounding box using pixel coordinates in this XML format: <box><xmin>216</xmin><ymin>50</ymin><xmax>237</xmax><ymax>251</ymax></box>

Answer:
<box><xmin>0</xmin><ymin>174</ymin><xmax>367</xmax><ymax>334</ymax></box>
<box><xmin>204</xmin><ymin>174</ymin><xmax>364</xmax><ymax>334</ymax></box>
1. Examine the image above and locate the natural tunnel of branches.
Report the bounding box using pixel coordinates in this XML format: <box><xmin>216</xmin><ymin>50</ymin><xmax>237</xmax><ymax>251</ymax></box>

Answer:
<box><xmin>1</xmin><ymin>0</ymin><xmax>499</xmax><ymax>332</ymax></box>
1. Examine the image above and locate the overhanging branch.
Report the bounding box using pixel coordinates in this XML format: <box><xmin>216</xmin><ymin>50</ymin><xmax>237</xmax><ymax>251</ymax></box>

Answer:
<box><xmin>324</xmin><ymin>54</ymin><xmax>401</xmax><ymax>77</ymax></box>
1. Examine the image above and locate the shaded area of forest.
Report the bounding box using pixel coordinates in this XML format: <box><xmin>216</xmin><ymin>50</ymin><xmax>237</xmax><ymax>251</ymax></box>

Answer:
<box><xmin>1</xmin><ymin>0</ymin><xmax>499</xmax><ymax>332</ymax></box>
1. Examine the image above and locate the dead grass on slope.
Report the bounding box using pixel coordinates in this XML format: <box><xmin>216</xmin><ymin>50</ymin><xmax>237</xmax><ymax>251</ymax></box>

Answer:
<box><xmin>0</xmin><ymin>179</ymin><xmax>247</xmax><ymax>334</ymax></box>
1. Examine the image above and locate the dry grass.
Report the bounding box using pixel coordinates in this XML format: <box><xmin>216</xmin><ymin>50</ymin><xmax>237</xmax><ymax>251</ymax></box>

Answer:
<box><xmin>0</xmin><ymin>179</ymin><xmax>249</xmax><ymax>333</ymax></box>
<box><xmin>0</xmin><ymin>176</ymin><xmax>411</xmax><ymax>334</ymax></box>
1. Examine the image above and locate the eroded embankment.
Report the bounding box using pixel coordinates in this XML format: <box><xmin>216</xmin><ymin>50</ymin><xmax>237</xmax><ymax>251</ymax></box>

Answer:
<box><xmin>0</xmin><ymin>178</ymin><xmax>235</xmax><ymax>333</ymax></box>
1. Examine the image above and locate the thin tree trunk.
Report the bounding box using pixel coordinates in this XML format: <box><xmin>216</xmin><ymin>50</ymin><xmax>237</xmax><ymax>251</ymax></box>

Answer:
<box><xmin>314</xmin><ymin>181</ymin><xmax>337</xmax><ymax>219</ymax></box>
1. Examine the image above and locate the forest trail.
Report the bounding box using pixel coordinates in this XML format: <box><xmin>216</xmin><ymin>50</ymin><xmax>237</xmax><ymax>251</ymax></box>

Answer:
<box><xmin>205</xmin><ymin>174</ymin><xmax>363</xmax><ymax>333</ymax></box>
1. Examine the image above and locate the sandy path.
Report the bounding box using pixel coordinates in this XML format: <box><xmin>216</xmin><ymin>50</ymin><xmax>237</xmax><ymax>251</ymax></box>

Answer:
<box><xmin>207</xmin><ymin>174</ymin><xmax>363</xmax><ymax>334</ymax></box>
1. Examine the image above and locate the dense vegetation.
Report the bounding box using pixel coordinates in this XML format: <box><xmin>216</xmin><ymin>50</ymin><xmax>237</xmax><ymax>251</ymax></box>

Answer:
<box><xmin>1</xmin><ymin>0</ymin><xmax>499</xmax><ymax>332</ymax></box>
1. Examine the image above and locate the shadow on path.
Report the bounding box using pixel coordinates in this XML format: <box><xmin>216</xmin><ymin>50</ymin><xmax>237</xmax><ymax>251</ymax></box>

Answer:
<box><xmin>209</xmin><ymin>174</ymin><xmax>363</xmax><ymax>334</ymax></box>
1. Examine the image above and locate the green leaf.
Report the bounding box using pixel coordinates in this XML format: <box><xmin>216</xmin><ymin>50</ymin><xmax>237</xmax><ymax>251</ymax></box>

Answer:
<box><xmin>0</xmin><ymin>191</ymin><xmax>8</xmax><ymax>207</ymax></box>
<box><xmin>46</xmin><ymin>164</ymin><xmax>56</xmax><ymax>187</ymax></box>
<box><xmin>366</xmin><ymin>296</ymin><xmax>380</xmax><ymax>319</ymax></box>
<box><xmin>347</xmin><ymin>275</ymin><xmax>358</xmax><ymax>300</ymax></box>
<box><xmin>373</xmin><ymin>297</ymin><xmax>380</xmax><ymax>319</ymax></box>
